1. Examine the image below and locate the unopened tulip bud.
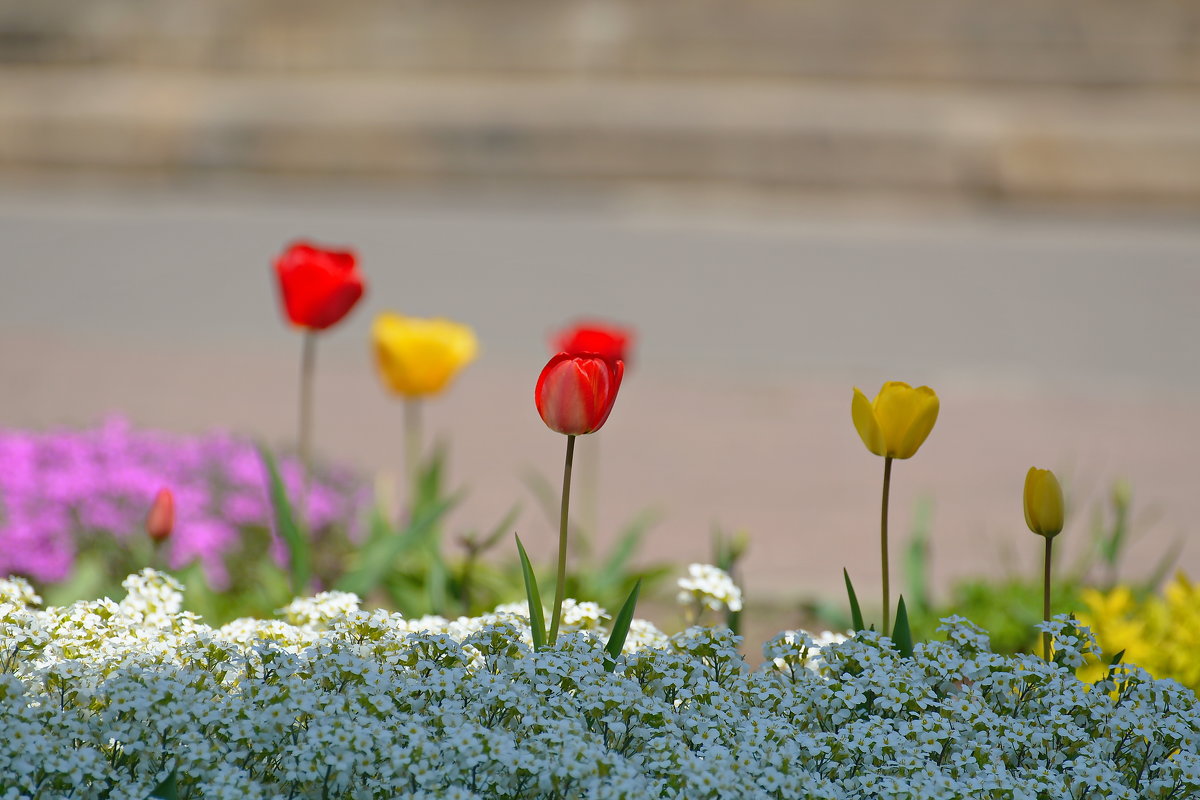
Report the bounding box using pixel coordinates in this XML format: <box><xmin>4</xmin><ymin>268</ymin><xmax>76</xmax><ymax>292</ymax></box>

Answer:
<box><xmin>1024</xmin><ymin>468</ymin><xmax>1064</xmax><ymax>539</ymax></box>
<box><xmin>535</xmin><ymin>353</ymin><xmax>624</xmax><ymax>436</ymax></box>
<box><xmin>146</xmin><ymin>488</ymin><xmax>175</xmax><ymax>543</ymax></box>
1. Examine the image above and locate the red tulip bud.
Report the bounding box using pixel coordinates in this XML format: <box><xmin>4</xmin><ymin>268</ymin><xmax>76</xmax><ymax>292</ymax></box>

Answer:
<box><xmin>146</xmin><ymin>488</ymin><xmax>175</xmax><ymax>543</ymax></box>
<box><xmin>273</xmin><ymin>241</ymin><xmax>365</xmax><ymax>331</ymax></box>
<box><xmin>535</xmin><ymin>353</ymin><xmax>624</xmax><ymax>435</ymax></box>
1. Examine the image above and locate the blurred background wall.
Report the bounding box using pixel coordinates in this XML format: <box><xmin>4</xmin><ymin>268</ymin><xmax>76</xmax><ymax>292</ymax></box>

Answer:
<box><xmin>1</xmin><ymin>1</ymin><xmax>1198</xmax><ymax>618</ymax></box>
<box><xmin>2</xmin><ymin>0</ymin><xmax>1200</xmax><ymax>205</ymax></box>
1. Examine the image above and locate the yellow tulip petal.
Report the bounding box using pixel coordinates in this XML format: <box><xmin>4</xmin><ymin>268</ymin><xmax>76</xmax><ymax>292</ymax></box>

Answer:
<box><xmin>851</xmin><ymin>388</ymin><xmax>887</xmax><ymax>457</ymax></box>
<box><xmin>872</xmin><ymin>382</ymin><xmax>939</xmax><ymax>459</ymax></box>
<box><xmin>372</xmin><ymin>313</ymin><xmax>478</xmax><ymax>397</ymax></box>
<box><xmin>896</xmin><ymin>386</ymin><xmax>939</xmax><ymax>460</ymax></box>
<box><xmin>1023</xmin><ymin>467</ymin><xmax>1039</xmax><ymax>533</ymax></box>
<box><xmin>1024</xmin><ymin>467</ymin><xmax>1064</xmax><ymax>537</ymax></box>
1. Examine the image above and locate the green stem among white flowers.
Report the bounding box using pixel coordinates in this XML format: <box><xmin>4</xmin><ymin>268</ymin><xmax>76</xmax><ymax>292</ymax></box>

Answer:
<box><xmin>297</xmin><ymin>331</ymin><xmax>317</xmax><ymax>529</ymax></box>
<box><xmin>548</xmin><ymin>434</ymin><xmax>577</xmax><ymax>646</ymax></box>
<box><xmin>1043</xmin><ymin>535</ymin><xmax>1054</xmax><ymax>661</ymax></box>
<box><xmin>881</xmin><ymin>455</ymin><xmax>893</xmax><ymax>635</ymax></box>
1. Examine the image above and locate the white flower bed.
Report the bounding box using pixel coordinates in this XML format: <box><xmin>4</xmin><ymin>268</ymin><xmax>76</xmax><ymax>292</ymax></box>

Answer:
<box><xmin>2</xmin><ymin>571</ymin><xmax>1198</xmax><ymax>800</ymax></box>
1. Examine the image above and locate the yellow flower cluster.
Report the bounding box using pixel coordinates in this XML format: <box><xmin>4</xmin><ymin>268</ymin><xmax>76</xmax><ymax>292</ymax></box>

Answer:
<box><xmin>1077</xmin><ymin>573</ymin><xmax>1200</xmax><ymax>691</ymax></box>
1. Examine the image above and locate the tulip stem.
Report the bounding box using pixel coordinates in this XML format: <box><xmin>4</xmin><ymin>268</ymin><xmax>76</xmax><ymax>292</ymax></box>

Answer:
<box><xmin>881</xmin><ymin>455</ymin><xmax>893</xmax><ymax>635</ymax></box>
<box><xmin>548</xmin><ymin>434</ymin><xmax>577</xmax><ymax>646</ymax></box>
<box><xmin>298</xmin><ymin>331</ymin><xmax>317</xmax><ymax>530</ymax></box>
<box><xmin>1043</xmin><ymin>536</ymin><xmax>1054</xmax><ymax>661</ymax></box>
<box><xmin>405</xmin><ymin>398</ymin><xmax>422</xmax><ymax>505</ymax></box>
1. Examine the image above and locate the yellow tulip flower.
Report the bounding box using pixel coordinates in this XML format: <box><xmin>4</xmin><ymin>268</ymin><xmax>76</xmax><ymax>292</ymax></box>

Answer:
<box><xmin>851</xmin><ymin>382</ymin><xmax>940</xmax><ymax>460</ymax></box>
<box><xmin>1024</xmin><ymin>467</ymin><xmax>1064</xmax><ymax>539</ymax></box>
<box><xmin>372</xmin><ymin>313</ymin><xmax>478</xmax><ymax>397</ymax></box>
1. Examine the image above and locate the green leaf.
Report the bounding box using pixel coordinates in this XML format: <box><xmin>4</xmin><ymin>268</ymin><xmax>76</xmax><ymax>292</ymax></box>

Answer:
<box><xmin>148</xmin><ymin>768</ymin><xmax>179</xmax><ymax>800</ymax></box>
<box><xmin>335</xmin><ymin>493</ymin><xmax>461</xmax><ymax>598</ymax></box>
<box><xmin>258</xmin><ymin>445</ymin><xmax>310</xmax><ymax>597</ymax></box>
<box><xmin>478</xmin><ymin>504</ymin><xmax>522</xmax><ymax>553</ymax></box>
<box><xmin>892</xmin><ymin>595</ymin><xmax>914</xmax><ymax>658</ymax></box>
<box><xmin>604</xmin><ymin>580</ymin><xmax>641</xmax><ymax>672</ymax></box>
<box><xmin>515</xmin><ymin>535</ymin><xmax>546</xmax><ymax>651</ymax></box>
<box><xmin>902</xmin><ymin>499</ymin><xmax>933</xmax><ymax>616</ymax></box>
<box><xmin>843</xmin><ymin>568</ymin><xmax>865</xmax><ymax>633</ymax></box>
<box><xmin>590</xmin><ymin>509</ymin><xmax>660</xmax><ymax>597</ymax></box>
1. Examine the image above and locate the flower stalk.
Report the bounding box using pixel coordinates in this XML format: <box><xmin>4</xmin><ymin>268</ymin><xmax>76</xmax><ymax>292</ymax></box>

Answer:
<box><xmin>297</xmin><ymin>331</ymin><xmax>316</xmax><ymax>526</ymax></box>
<box><xmin>548</xmin><ymin>434</ymin><xmax>577</xmax><ymax>645</ymax></box>
<box><xmin>880</xmin><ymin>455</ymin><xmax>893</xmax><ymax>634</ymax></box>
<box><xmin>1043</xmin><ymin>535</ymin><xmax>1054</xmax><ymax>661</ymax></box>
<box><xmin>404</xmin><ymin>398</ymin><xmax>422</xmax><ymax>501</ymax></box>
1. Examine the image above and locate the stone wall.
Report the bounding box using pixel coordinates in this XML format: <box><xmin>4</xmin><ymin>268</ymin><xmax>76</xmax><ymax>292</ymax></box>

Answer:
<box><xmin>2</xmin><ymin>0</ymin><xmax>1198</xmax><ymax>204</ymax></box>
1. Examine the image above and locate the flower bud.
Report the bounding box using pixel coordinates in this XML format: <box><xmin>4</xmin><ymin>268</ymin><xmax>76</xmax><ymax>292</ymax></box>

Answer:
<box><xmin>146</xmin><ymin>487</ymin><xmax>175</xmax><ymax>543</ymax></box>
<box><xmin>1024</xmin><ymin>468</ymin><xmax>1064</xmax><ymax>539</ymax></box>
<box><xmin>535</xmin><ymin>353</ymin><xmax>624</xmax><ymax>436</ymax></box>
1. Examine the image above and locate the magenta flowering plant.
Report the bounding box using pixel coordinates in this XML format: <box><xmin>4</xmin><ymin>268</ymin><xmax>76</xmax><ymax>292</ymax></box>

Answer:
<box><xmin>0</xmin><ymin>417</ymin><xmax>367</xmax><ymax>609</ymax></box>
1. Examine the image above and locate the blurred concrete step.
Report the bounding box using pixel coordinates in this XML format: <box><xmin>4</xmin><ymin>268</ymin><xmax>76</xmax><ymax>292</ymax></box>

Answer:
<box><xmin>3</xmin><ymin>0</ymin><xmax>1200</xmax><ymax>87</ymax></box>
<box><xmin>3</xmin><ymin>68</ymin><xmax>1200</xmax><ymax>203</ymax></box>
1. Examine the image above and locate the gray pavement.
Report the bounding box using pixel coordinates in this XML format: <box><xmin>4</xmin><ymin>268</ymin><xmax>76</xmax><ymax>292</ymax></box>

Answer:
<box><xmin>1</xmin><ymin>181</ymin><xmax>1198</xmax><ymax>609</ymax></box>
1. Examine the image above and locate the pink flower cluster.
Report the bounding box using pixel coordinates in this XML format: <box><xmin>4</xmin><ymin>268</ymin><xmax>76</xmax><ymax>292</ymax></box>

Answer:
<box><xmin>0</xmin><ymin>417</ymin><xmax>366</xmax><ymax>588</ymax></box>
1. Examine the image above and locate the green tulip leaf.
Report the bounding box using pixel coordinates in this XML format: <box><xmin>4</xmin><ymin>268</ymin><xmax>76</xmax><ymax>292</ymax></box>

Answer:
<box><xmin>258</xmin><ymin>445</ymin><xmax>310</xmax><ymax>597</ymax></box>
<box><xmin>336</xmin><ymin>493</ymin><xmax>461</xmax><ymax>598</ymax></box>
<box><xmin>604</xmin><ymin>580</ymin><xmax>641</xmax><ymax>672</ymax></box>
<box><xmin>147</xmin><ymin>768</ymin><xmax>179</xmax><ymax>800</ymax></box>
<box><xmin>843</xmin><ymin>568</ymin><xmax>865</xmax><ymax>633</ymax></box>
<box><xmin>892</xmin><ymin>595</ymin><xmax>914</xmax><ymax>658</ymax></box>
<box><xmin>515</xmin><ymin>535</ymin><xmax>547</xmax><ymax>651</ymax></box>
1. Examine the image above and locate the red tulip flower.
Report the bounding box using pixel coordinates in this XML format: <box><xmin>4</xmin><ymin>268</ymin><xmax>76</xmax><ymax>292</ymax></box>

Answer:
<box><xmin>552</xmin><ymin>321</ymin><xmax>634</xmax><ymax>367</ymax></box>
<box><xmin>145</xmin><ymin>487</ymin><xmax>175</xmax><ymax>544</ymax></box>
<box><xmin>535</xmin><ymin>353</ymin><xmax>624</xmax><ymax>436</ymax></box>
<box><xmin>274</xmin><ymin>241</ymin><xmax>365</xmax><ymax>331</ymax></box>
<box><xmin>534</xmin><ymin>351</ymin><xmax>624</xmax><ymax>645</ymax></box>
<box><xmin>272</xmin><ymin>239</ymin><xmax>365</xmax><ymax>531</ymax></box>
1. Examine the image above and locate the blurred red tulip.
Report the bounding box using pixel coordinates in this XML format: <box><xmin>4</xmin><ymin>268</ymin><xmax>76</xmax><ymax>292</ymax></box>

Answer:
<box><xmin>146</xmin><ymin>487</ymin><xmax>175</xmax><ymax>543</ymax></box>
<box><xmin>274</xmin><ymin>241</ymin><xmax>365</xmax><ymax>331</ymax></box>
<box><xmin>535</xmin><ymin>353</ymin><xmax>624</xmax><ymax>435</ymax></box>
<box><xmin>553</xmin><ymin>321</ymin><xmax>634</xmax><ymax>366</ymax></box>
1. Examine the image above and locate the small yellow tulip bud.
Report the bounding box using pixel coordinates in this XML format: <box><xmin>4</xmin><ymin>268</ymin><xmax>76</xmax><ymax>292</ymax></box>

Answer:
<box><xmin>851</xmin><ymin>382</ymin><xmax>939</xmax><ymax>460</ymax></box>
<box><xmin>372</xmin><ymin>313</ymin><xmax>478</xmax><ymax>397</ymax></box>
<box><xmin>1024</xmin><ymin>467</ymin><xmax>1064</xmax><ymax>538</ymax></box>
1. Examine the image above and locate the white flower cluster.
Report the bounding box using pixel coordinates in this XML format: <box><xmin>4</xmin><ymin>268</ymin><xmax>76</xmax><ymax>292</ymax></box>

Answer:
<box><xmin>3</xmin><ymin>570</ymin><xmax>1199</xmax><ymax>800</ymax></box>
<box><xmin>676</xmin><ymin>563</ymin><xmax>744</xmax><ymax>613</ymax></box>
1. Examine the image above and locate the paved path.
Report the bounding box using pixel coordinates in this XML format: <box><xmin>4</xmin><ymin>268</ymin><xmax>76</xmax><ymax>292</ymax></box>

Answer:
<box><xmin>1</xmin><ymin>181</ymin><xmax>1197</xmax><ymax>612</ymax></box>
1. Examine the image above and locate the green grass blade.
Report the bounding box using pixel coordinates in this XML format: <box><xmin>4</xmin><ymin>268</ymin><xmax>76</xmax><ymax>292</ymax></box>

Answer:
<box><xmin>147</xmin><ymin>768</ymin><xmax>179</xmax><ymax>800</ymax></box>
<box><xmin>903</xmin><ymin>499</ymin><xmax>933</xmax><ymax>616</ymax></box>
<box><xmin>258</xmin><ymin>445</ymin><xmax>310</xmax><ymax>597</ymax></box>
<box><xmin>515</xmin><ymin>535</ymin><xmax>546</xmax><ymax>651</ymax></box>
<box><xmin>843</xmin><ymin>568</ymin><xmax>865</xmax><ymax>633</ymax></box>
<box><xmin>892</xmin><ymin>595</ymin><xmax>914</xmax><ymax>658</ymax></box>
<box><xmin>604</xmin><ymin>580</ymin><xmax>641</xmax><ymax>672</ymax></box>
<box><xmin>591</xmin><ymin>509</ymin><xmax>659</xmax><ymax>597</ymax></box>
<box><xmin>335</xmin><ymin>492</ymin><xmax>461</xmax><ymax>597</ymax></box>
<box><xmin>479</xmin><ymin>504</ymin><xmax>522</xmax><ymax>552</ymax></box>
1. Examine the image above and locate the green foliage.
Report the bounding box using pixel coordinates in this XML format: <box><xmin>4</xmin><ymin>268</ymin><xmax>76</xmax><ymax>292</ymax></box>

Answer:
<box><xmin>258</xmin><ymin>444</ymin><xmax>311</xmax><ymax>597</ymax></box>
<box><xmin>515</xmin><ymin>535</ymin><xmax>546</xmax><ymax>650</ymax></box>
<box><xmin>712</xmin><ymin>527</ymin><xmax>749</xmax><ymax>636</ymax></box>
<box><xmin>604</xmin><ymin>580</ymin><xmax>641</xmax><ymax>671</ymax></box>
<box><xmin>147</xmin><ymin>769</ymin><xmax>178</xmax><ymax>800</ymax></box>
<box><xmin>843</xmin><ymin>568</ymin><xmax>865</xmax><ymax>633</ymax></box>
<box><xmin>523</xmin><ymin>469</ymin><xmax>672</xmax><ymax>615</ymax></box>
<box><xmin>892</xmin><ymin>595</ymin><xmax>914</xmax><ymax>658</ymax></box>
